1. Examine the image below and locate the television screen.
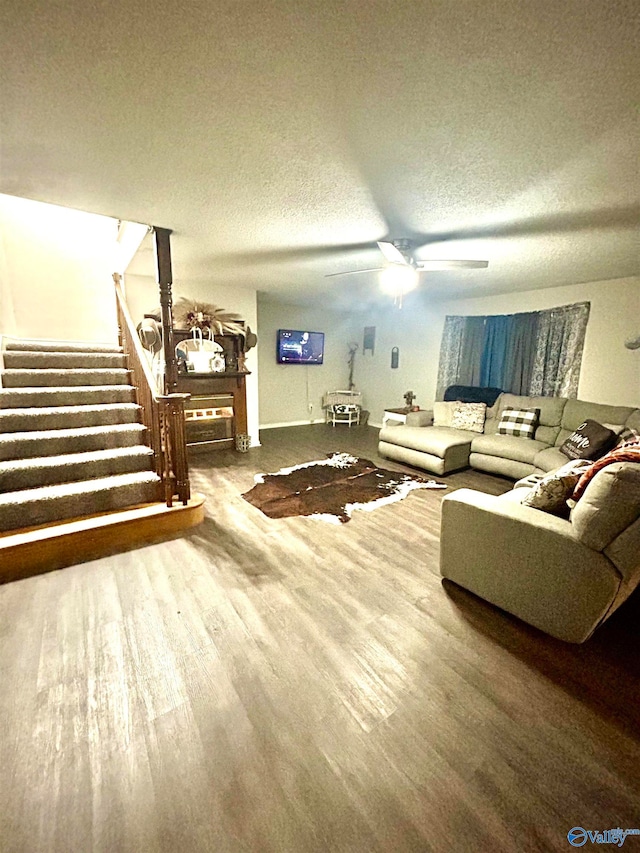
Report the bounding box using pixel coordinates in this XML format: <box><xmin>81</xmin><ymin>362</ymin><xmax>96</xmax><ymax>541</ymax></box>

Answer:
<box><xmin>277</xmin><ymin>329</ymin><xmax>325</xmax><ymax>364</ymax></box>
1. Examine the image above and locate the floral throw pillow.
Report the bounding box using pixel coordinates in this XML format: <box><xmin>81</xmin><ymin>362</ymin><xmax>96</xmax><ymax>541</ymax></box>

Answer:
<box><xmin>451</xmin><ymin>402</ymin><xmax>487</xmax><ymax>433</ymax></box>
<box><xmin>522</xmin><ymin>459</ymin><xmax>592</xmax><ymax>515</ymax></box>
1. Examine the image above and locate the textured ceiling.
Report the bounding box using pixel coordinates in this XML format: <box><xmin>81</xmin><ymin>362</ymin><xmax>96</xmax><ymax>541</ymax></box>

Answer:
<box><xmin>1</xmin><ymin>0</ymin><xmax>638</xmax><ymax>308</ymax></box>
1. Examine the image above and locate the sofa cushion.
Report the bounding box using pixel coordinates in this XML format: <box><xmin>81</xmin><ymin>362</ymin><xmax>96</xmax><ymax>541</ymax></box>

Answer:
<box><xmin>602</xmin><ymin>422</ymin><xmax>625</xmax><ymax>436</ymax></box>
<box><xmin>451</xmin><ymin>402</ymin><xmax>486</xmax><ymax>433</ymax></box>
<box><xmin>560</xmin><ymin>419</ymin><xmax>617</xmax><ymax>461</ymax></box>
<box><xmin>497</xmin><ymin>407</ymin><xmax>540</xmax><ymax>438</ymax></box>
<box><xmin>572</xmin><ymin>444</ymin><xmax>640</xmax><ymax>500</ymax></box>
<box><xmin>498</xmin><ymin>393</ymin><xmax>566</xmax><ymax>444</ymax></box>
<box><xmin>533</xmin><ymin>446</ymin><xmax>568</xmax><ymax>473</ymax></box>
<box><xmin>478</xmin><ymin>394</ymin><xmax>505</xmax><ymax>435</ymax></box>
<box><xmin>559</xmin><ymin>400</ymin><xmax>635</xmax><ymax>439</ymax></box>
<box><xmin>470</xmin><ymin>452</ymin><xmax>536</xmax><ymax>480</ymax></box>
<box><xmin>433</xmin><ymin>401</ymin><xmax>457</xmax><ymax>427</ymax></box>
<box><xmin>470</xmin><ymin>433</ymin><xmax>549</xmax><ymax>464</ymax></box>
<box><xmin>496</xmin><ymin>486</ymin><xmax>531</xmax><ymax>506</ymax></box>
<box><xmin>571</xmin><ymin>461</ymin><xmax>640</xmax><ymax>551</ymax></box>
<box><xmin>624</xmin><ymin>409</ymin><xmax>640</xmax><ymax>433</ymax></box>
<box><xmin>378</xmin><ymin>425</ymin><xmax>476</xmax><ymax>456</ymax></box>
<box><xmin>521</xmin><ymin>459</ymin><xmax>591</xmax><ymax>515</ymax></box>
<box><xmin>617</xmin><ymin>425</ymin><xmax>640</xmax><ymax>447</ymax></box>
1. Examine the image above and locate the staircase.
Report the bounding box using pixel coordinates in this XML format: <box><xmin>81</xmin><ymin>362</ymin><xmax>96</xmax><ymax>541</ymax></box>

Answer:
<box><xmin>0</xmin><ymin>337</ymin><xmax>204</xmax><ymax>581</ymax></box>
<box><xmin>0</xmin><ymin>338</ymin><xmax>163</xmax><ymax>533</ymax></box>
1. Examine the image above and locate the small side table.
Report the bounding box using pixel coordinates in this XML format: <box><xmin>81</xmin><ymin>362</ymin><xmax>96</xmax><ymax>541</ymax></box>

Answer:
<box><xmin>382</xmin><ymin>408</ymin><xmax>433</xmax><ymax>427</ymax></box>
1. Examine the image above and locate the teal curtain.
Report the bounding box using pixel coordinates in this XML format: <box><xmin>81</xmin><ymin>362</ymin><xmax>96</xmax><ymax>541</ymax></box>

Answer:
<box><xmin>480</xmin><ymin>315</ymin><xmax>509</xmax><ymax>388</ymax></box>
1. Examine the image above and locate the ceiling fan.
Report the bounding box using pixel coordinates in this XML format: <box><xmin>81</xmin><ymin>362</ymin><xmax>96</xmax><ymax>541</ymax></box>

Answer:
<box><xmin>325</xmin><ymin>238</ymin><xmax>488</xmax><ymax>306</ymax></box>
<box><xmin>326</xmin><ymin>238</ymin><xmax>489</xmax><ymax>278</ymax></box>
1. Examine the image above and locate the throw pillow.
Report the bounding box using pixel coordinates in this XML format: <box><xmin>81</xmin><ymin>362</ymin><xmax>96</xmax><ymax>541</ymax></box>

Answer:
<box><xmin>521</xmin><ymin>459</ymin><xmax>592</xmax><ymax>515</ymax></box>
<box><xmin>451</xmin><ymin>402</ymin><xmax>487</xmax><ymax>433</ymax></box>
<box><xmin>560</xmin><ymin>419</ymin><xmax>617</xmax><ymax>461</ymax></box>
<box><xmin>433</xmin><ymin>400</ymin><xmax>458</xmax><ymax>427</ymax></box>
<box><xmin>497</xmin><ymin>407</ymin><xmax>540</xmax><ymax>439</ymax></box>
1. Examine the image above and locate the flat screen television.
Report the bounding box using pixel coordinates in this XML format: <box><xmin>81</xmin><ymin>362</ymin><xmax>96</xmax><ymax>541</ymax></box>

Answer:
<box><xmin>277</xmin><ymin>329</ymin><xmax>325</xmax><ymax>364</ymax></box>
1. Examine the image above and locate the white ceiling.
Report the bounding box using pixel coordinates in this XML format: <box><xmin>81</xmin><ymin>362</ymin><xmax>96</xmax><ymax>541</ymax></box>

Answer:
<box><xmin>1</xmin><ymin>0</ymin><xmax>638</xmax><ymax>309</ymax></box>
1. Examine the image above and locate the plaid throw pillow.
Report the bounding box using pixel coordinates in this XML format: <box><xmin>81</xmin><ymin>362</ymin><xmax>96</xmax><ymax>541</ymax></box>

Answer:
<box><xmin>497</xmin><ymin>407</ymin><xmax>540</xmax><ymax>439</ymax></box>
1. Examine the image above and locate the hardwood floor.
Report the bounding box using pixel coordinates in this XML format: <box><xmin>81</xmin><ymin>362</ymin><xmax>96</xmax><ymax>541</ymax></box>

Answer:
<box><xmin>1</xmin><ymin>423</ymin><xmax>638</xmax><ymax>853</ymax></box>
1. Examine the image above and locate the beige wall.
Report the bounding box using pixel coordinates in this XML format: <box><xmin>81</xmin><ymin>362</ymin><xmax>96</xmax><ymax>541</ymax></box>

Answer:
<box><xmin>352</xmin><ymin>300</ymin><xmax>442</xmax><ymax>427</ymax></box>
<box><xmin>0</xmin><ymin>225</ymin><xmax>17</xmax><ymax>337</ymax></box>
<box><xmin>355</xmin><ymin>276</ymin><xmax>640</xmax><ymax>424</ymax></box>
<box><xmin>257</xmin><ymin>297</ymin><xmax>362</xmax><ymax>427</ymax></box>
<box><xmin>0</xmin><ymin>194</ymin><xmax>119</xmax><ymax>342</ymax></box>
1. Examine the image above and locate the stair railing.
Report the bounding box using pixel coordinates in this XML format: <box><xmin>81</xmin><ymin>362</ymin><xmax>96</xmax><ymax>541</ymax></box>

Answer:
<box><xmin>113</xmin><ymin>273</ymin><xmax>190</xmax><ymax>506</ymax></box>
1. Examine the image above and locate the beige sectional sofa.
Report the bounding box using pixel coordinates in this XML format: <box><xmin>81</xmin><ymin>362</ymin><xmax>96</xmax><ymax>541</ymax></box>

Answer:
<box><xmin>378</xmin><ymin>392</ymin><xmax>640</xmax><ymax>479</ymax></box>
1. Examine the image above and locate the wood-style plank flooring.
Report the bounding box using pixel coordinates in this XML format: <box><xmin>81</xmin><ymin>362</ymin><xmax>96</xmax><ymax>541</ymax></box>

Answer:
<box><xmin>1</xmin><ymin>424</ymin><xmax>639</xmax><ymax>853</ymax></box>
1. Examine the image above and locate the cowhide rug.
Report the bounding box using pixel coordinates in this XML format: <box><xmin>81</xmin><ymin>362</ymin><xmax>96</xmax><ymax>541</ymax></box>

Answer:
<box><xmin>242</xmin><ymin>452</ymin><xmax>446</xmax><ymax>524</ymax></box>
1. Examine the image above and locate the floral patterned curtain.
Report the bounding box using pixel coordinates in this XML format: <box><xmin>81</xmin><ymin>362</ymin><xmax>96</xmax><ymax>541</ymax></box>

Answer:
<box><xmin>529</xmin><ymin>302</ymin><xmax>590</xmax><ymax>397</ymax></box>
<box><xmin>435</xmin><ymin>316</ymin><xmax>466</xmax><ymax>400</ymax></box>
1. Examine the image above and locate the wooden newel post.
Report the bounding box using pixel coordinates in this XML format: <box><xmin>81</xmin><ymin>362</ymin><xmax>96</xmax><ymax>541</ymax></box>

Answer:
<box><xmin>159</xmin><ymin>394</ymin><xmax>190</xmax><ymax>506</ymax></box>
<box><xmin>154</xmin><ymin>227</ymin><xmax>178</xmax><ymax>394</ymax></box>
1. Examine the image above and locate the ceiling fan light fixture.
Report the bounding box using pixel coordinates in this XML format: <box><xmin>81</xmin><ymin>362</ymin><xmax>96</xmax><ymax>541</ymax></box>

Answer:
<box><xmin>379</xmin><ymin>263</ymin><xmax>418</xmax><ymax>293</ymax></box>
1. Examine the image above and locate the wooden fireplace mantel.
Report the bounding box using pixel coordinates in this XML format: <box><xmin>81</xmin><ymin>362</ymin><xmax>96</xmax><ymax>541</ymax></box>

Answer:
<box><xmin>173</xmin><ymin>328</ymin><xmax>250</xmax><ymax>450</ymax></box>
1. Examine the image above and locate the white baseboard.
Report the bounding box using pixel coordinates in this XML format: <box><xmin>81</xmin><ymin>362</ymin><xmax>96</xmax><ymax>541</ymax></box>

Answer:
<box><xmin>260</xmin><ymin>419</ymin><xmax>321</xmax><ymax>430</ymax></box>
<box><xmin>260</xmin><ymin>420</ymin><xmax>380</xmax><ymax>430</ymax></box>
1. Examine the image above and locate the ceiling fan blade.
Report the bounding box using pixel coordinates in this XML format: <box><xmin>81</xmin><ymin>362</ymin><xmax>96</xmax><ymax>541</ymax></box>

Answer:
<box><xmin>325</xmin><ymin>267</ymin><xmax>385</xmax><ymax>278</ymax></box>
<box><xmin>377</xmin><ymin>241</ymin><xmax>408</xmax><ymax>265</ymax></box>
<box><xmin>415</xmin><ymin>260</ymin><xmax>489</xmax><ymax>270</ymax></box>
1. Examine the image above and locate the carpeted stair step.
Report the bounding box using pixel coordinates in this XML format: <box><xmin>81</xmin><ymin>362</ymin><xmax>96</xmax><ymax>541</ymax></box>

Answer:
<box><xmin>0</xmin><ymin>446</ymin><xmax>154</xmax><ymax>492</ymax></box>
<box><xmin>0</xmin><ymin>385</ymin><xmax>136</xmax><ymax>408</ymax></box>
<box><xmin>0</xmin><ymin>337</ymin><xmax>169</xmax><ymax>536</ymax></box>
<box><xmin>0</xmin><ymin>402</ymin><xmax>141</xmax><ymax>432</ymax></box>
<box><xmin>0</xmin><ymin>423</ymin><xmax>147</xmax><ymax>461</ymax></box>
<box><xmin>1</xmin><ymin>368</ymin><xmax>131</xmax><ymax>387</ymax></box>
<box><xmin>4</xmin><ymin>340</ymin><xmax>122</xmax><ymax>354</ymax></box>
<box><xmin>0</xmin><ymin>470</ymin><xmax>161</xmax><ymax>532</ymax></box>
<box><xmin>3</xmin><ymin>350</ymin><xmax>127</xmax><ymax>370</ymax></box>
